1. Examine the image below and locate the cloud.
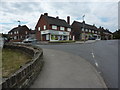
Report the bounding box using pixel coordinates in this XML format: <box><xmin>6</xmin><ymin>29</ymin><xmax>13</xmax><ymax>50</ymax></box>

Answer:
<box><xmin>0</xmin><ymin>1</ymin><xmax>118</xmax><ymax>34</ymax></box>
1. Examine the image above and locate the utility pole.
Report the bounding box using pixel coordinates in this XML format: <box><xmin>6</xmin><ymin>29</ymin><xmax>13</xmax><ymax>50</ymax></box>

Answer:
<box><xmin>82</xmin><ymin>15</ymin><xmax>86</xmax><ymax>43</ymax></box>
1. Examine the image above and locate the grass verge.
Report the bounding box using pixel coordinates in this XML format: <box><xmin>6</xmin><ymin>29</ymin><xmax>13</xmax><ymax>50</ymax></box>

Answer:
<box><xmin>2</xmin><ymin>48</ymin><xmax>31</xmax><ymax>78</ymax></box>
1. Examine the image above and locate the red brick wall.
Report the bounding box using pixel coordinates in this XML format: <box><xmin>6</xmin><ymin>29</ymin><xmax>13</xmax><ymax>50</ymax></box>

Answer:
<box><xmin>35</xmin><ymin>15</ymin><xmax>48</xmax><ymax>41</ymax></box>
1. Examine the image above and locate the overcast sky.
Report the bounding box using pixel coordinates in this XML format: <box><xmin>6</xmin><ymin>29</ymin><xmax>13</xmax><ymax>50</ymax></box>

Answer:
<box><xmin>0</xmin><ymin>0</ymin><xmax>119</xmax><ymax>34</ymax></box>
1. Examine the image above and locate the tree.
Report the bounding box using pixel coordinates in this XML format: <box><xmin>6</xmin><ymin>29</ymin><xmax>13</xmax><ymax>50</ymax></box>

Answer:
<box><xmin>113</xmin><ymin>29</ymin><xmax>120</xmax><ymax>39</ymax></box>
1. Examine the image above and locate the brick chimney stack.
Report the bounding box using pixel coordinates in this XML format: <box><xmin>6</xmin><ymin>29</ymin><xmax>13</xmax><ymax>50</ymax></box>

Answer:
<box><xmin>44</xmin><ymin>13</ymin><xmax>48</xmax><ymax>16</ymax></box>
<box><xmin>67</xmin><ymin>16</ymin><xmax>70</xmax><ymax>25</ymax></box>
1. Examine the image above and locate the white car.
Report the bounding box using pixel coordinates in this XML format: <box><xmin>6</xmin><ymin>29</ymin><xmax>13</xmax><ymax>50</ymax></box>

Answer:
<box><xmin>23</xmin><ymin>38</ymin><xmax>37</xmax><ymax>43</ymax></box>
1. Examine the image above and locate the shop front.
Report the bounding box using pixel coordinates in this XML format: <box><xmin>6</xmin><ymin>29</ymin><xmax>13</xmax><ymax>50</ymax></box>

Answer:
<box><xmin>41</xmin><ymin>30</ymin><xmax>70</xmax><ymax>41</ymax></box>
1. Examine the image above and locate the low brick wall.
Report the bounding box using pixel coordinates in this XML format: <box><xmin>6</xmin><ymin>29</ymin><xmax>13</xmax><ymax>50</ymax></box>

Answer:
<box><xmin>2</xmin><ymin>43</ymin><xmax>44</xmax><ymax>89</ymax></box>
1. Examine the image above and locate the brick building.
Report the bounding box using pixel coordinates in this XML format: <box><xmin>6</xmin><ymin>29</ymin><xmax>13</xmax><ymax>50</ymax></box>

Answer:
<box><xmin>8</xmin><ymin>25</ymin><xmax>30</xmax><ymax>42</ymax></box>
<box><xmin>71</xmin><ymin>21</ymin><xmax>101</xmax><ymax>41</ymax></box>
<box><xmin>35</xmin><ymin>13</ymin><xmax>72</xmax><ymax>41</ymax></box>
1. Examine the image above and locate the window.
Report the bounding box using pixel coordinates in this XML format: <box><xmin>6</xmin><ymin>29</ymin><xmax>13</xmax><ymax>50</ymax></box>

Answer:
<box><xmin>38</xmin><ymin>27</ymin><xmax>40</xmax><ymax>31</ymax></box>
<box><xmin>67</xmin><ymin>28</ymin><xmax>71</xmax><ymax>32</ymax></box>
<box><xmin>14</xmin><ymin>36</ymin><xmax>17</xmax><ymax>39</ymax></box>
<box><xmin>17</xmin><ymin>31</ymin><xmax>18</xmax><ymax>34</ymax></box>
<box><xmin>44</xmin><ymin>25</ymin><xmax>46</xmax><ymax>30</ymax></box>
<box><xmin>60</xmin><ymin>27</ymin><xmax>65</xmax><ymax>31</ymax></box>
<box><xmin>82</xmin><ymin>28</ymin><xmax>84</xmax><ymax>31</ymax></box>
<box><xmin>92</xmin><ymin>30</ymin><xmax>94</xmax><ymax>33</ymax></box>
<box><xmin>95</xmin><ymin>31</ymin><xmax>97</xmax><ymax>33</ymax></box>
<box><xmin>99</xmin><ymin>32</ymin><xmax>100</xmax><ymax>34</ymax></box>
<box><xmin>14</xmin><ymin>31</ymin><xmax>16</xmax><ymax>34</ymax></box>
<box><xmin>85</xmin><ymin>29</ymin><xmax>88</xmax><ymax>32</ymax></box>
<box><xmin>46</xmin><ymin>35</ymin><xmax>49</xmax><ymax>40</ymax></box>
<box><xmin>52</xmin><ymin>25</ymin><xmax>57</xmax><ymax>30</ymax></box>
<box><xmin>25</xmin><ymin>31</ymin><xmax>28</xmax><ymax>34</ymax></box>
<box><xmin>11</xmin><ymin>32</ymin><xmax>12</xmax><ymax>35</ymax></box>
<box><xmin>89</xmin><ymin>29</ymin><xmax>91</xmax><ymax>32</ymax></box>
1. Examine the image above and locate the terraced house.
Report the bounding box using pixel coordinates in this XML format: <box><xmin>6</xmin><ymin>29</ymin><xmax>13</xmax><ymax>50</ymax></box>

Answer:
<box><xmin>35</xmin><ymin>13</ymin><xmax>72</xmax><ymax>41</ymax></box>
<box><xmin>71</xmin><ymin>21</ymin><xmax>113</xmax><ymax>40</ymax></box>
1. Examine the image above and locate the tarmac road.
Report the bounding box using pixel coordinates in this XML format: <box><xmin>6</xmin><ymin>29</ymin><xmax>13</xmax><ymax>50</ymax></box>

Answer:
<box><xmin>34</xmin><ymin>40</ymin><xmax>118</xmax><ymax>88</ymax></box>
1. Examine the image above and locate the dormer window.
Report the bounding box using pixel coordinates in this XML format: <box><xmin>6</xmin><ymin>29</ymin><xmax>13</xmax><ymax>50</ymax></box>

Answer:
<box><xmin>52</xmin><ymin>25</ymin><xmax>57</xmax><ymax>30</ymax></box>
<box><xmin>60</xmin><ymin>27</ymin><xmax>65</xmax><ymax>31</ymax></box>
<box><xmin>44</xmin><ymin>25</ymin><xmax>46</xmax><ymax>30</ymax></box>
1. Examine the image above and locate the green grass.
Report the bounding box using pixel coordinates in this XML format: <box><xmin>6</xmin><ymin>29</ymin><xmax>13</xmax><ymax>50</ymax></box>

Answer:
<box><xmin>49</xmin><ymin>40</ymin><xmax>75</xmax><ymax>43</ymax></box>
<box><xmin>2</xmin><ymin>49</ymin><xmax>31</xmax><ymax>78</ymax></box>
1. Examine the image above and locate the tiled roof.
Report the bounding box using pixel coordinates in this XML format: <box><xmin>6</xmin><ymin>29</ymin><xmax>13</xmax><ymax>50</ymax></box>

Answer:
<box><xmin>43</xmin><ymin>15</ymin><xmax>71</xmax><ymax>28</ymax></box>
<box><xmin>73</xmin><ymin>21</ymin><xmax>98</xmax><ymax>30</ymax></box>
<box><xmin>9</xmin><ymin>25</ymin><xmax>29</xmax><ymax>32</ymax></box>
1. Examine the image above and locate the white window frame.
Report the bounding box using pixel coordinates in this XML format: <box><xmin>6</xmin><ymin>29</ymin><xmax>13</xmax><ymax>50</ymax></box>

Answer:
<box><xmin>67</xmin><ymin>28</ymin><xmax>71</xmax><ymax>32</ymax></box>
<box><xmin>60</xmin><ymin>27</ymin><xmax>65</xmax><ymax>31</ymax></box>
<box><xmin>44</xmin><ymin>25</ymin><xmax>46</xmax><ymax>30</ymax></box>
<box><xmin>85</xmin><ymin>29</ymin><xmax>88</xmax><ymax>32</ymax></box>
<box><xmin>92</xmin><ymin>30</ymin><xmax>94</xmax><ymax>33</ymax></box>
<box><xmin>52</xmin><ymin>25</ymin><xmax>57</xmax><ymax>30</ymax></box>
<box><xmin>38</xmin><ymin>27</ymin><xmax>41</xmax><ymax>31</ymax></box>
<box><xmin>82</xmin><ymin>28</ymin><xmax>84</xmax><ymax>31</ymax></box>
<box><xmin>25</xmin><ymin>31</ymin><xmax>28</xmax><ymax>34</ymax></box>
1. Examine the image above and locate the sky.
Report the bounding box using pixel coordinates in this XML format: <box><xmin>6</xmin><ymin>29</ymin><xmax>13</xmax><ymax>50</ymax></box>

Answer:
<box><xmin>0</xmin><ymin>0</ymin><xmax>119</xmax><ymax>34</ymax></box>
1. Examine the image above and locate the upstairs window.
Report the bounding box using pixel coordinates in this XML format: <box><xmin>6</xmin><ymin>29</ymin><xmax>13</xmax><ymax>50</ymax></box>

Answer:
<box><xmin>92</xmin><ymin>30</ymin><xmax>94</xmax><ymax>33</ymax></box>
<box><xmin>95</xmin><ymin>31</ymin><xmax>97</xmax><ymax>33</ymax></box>
<box><xmin>85</xmin><ymin>29</ymin><xmax>88</xmax><ymax>32</ymax></box>
<box><xmin>52</xmin><ymin>25</ymin><xmax>57</xmax><ymax>30</ymax></box>
<box><xmin>60</xmin><ymin>27</ymin><xmax>65</xmax><ymax>31</ymax></box>
<box><xmin>89</xmin><ymin>29</ymin><xmax>91</xmax><ymax>32</ymax></box>
<box><xmin>67</xmin><ymin>28</ymin><xmax>71</xmax><ymax>32</ymax></box>
<box><xmin>81</xmin><ymin>28</ymin><xmax>84</xmax><ymax>31</ymax></box>
<box><xmin>25</xmin><ymin>31</ymin><xmax>28</xmax><ymax>34</ymax></box>
<box><xmin>44</xmin><ymin>25</ymin><xmax>46</xmax><ymax>30</ymax></box>
<box><xmin>38</xmin><ymin>27</ymin><xmax>41</xmax><ymax>31</ymax></box>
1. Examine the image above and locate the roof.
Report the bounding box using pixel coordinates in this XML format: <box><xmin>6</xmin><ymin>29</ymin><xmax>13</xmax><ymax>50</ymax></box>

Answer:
<box><xmin>73</xmin><ymin>21</ymin><xmax>98</xmax><ymax>30</ymax></box>
<box><xmin>43</xmin><ymin>15</ymin><xmax>71</xmax><ymax>28</ymax></box>
<box><xmin>9</xmin><ymin>25</ymin><xmax>29</xmax><ymax>32</ymax></box>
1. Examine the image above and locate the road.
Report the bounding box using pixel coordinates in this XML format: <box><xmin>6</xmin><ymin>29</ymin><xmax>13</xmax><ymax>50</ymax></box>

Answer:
<box><xmin>34</xmin><ymin>40</ymin><xmax>118</xmax><ymax>88</ymax></box>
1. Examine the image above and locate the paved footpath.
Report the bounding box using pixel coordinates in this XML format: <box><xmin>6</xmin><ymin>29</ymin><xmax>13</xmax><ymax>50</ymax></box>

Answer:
<box><xmin>30</xmin><ymin>48</ymin><xmax>107</xmax><ymax>88</ymax></box>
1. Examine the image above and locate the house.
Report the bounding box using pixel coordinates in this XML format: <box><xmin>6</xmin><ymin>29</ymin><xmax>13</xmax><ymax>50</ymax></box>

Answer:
<box><xmin>35</xmin><ymin>13</ymin><xmax>72</xmax><ymax>41</ymax></box>
<box><xmin>29</xmin><ymin>29</ymin><xmax>36</xmax><ymax>39</ymax></box>
<box><xmin>98</xmin><ymin>27</ymin><xmax>113</xmax><ymax>40</ymax></box>
<box><xmin>8</xmin><ymin>25</ymin><xmax>30</xmax><ymax>42</ymax></box>
<box><xmin>71</xmin><ymin>21</ymin><xmax>101</xmax><ymax>41</ymax></box>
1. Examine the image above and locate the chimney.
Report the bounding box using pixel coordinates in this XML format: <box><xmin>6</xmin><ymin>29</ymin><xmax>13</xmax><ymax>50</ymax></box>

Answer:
<box><xmin>44</xmin><ymin>13</ymin><xmax>48</xmax><ymax>16</ymax></box>
<box><xmin>67</xmin><ymin>16</ymin><xmax>70</xmax><ymax>25</ymax></box>
<box><xmin>56</xmin><ymin>16</ymin><xmax>59</xmax><ymax>19</ymax></box>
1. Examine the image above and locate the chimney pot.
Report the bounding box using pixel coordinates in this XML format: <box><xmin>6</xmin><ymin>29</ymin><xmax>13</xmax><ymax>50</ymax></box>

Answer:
<box><xmin>56</xmin><ymin>16</ymin><xmax>59</xmax><ymax>19</ymax></box>
<box><xmin>44</xmin><ymin>13</ymin><xmax>48</xmax><ymax>16</ymax></box>
<box><xmin>67</xmin><ymin>16</ymin><xmax>70</xmax><ymax>25</ymax></box>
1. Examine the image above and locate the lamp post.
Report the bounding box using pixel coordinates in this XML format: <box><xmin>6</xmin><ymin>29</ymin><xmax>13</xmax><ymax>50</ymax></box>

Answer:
<box><xmin>17</xmin><ymin>20</ymin><xmax>20</xmax><ymax>40</ymax></box>
<box><xmin>82</xmin><ymin>15</ymin><xmax>85</xmax><ymax>43</ymax></box>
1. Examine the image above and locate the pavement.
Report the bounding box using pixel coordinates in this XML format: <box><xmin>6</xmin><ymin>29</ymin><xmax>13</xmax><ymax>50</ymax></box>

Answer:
<box><xmin>75</xmin><ymin>40</ymin><xmax>97</xmax><ymax>44</ymax></box>
<box><xmin>30</xmin><ymin>48</ymin><xmax>107</xmax><ymax>88</ymax></box>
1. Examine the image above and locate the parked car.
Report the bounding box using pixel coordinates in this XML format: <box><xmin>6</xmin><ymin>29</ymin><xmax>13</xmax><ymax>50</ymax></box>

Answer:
<box><xmin>88</xmin><ymin>37</ymin><xmax>96</xmax><ymax>40</ymax></box>
<box><xmin>22</xmin><ymin>38</ymin><xmax>37</xmax><ymax>43</ymax></box>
